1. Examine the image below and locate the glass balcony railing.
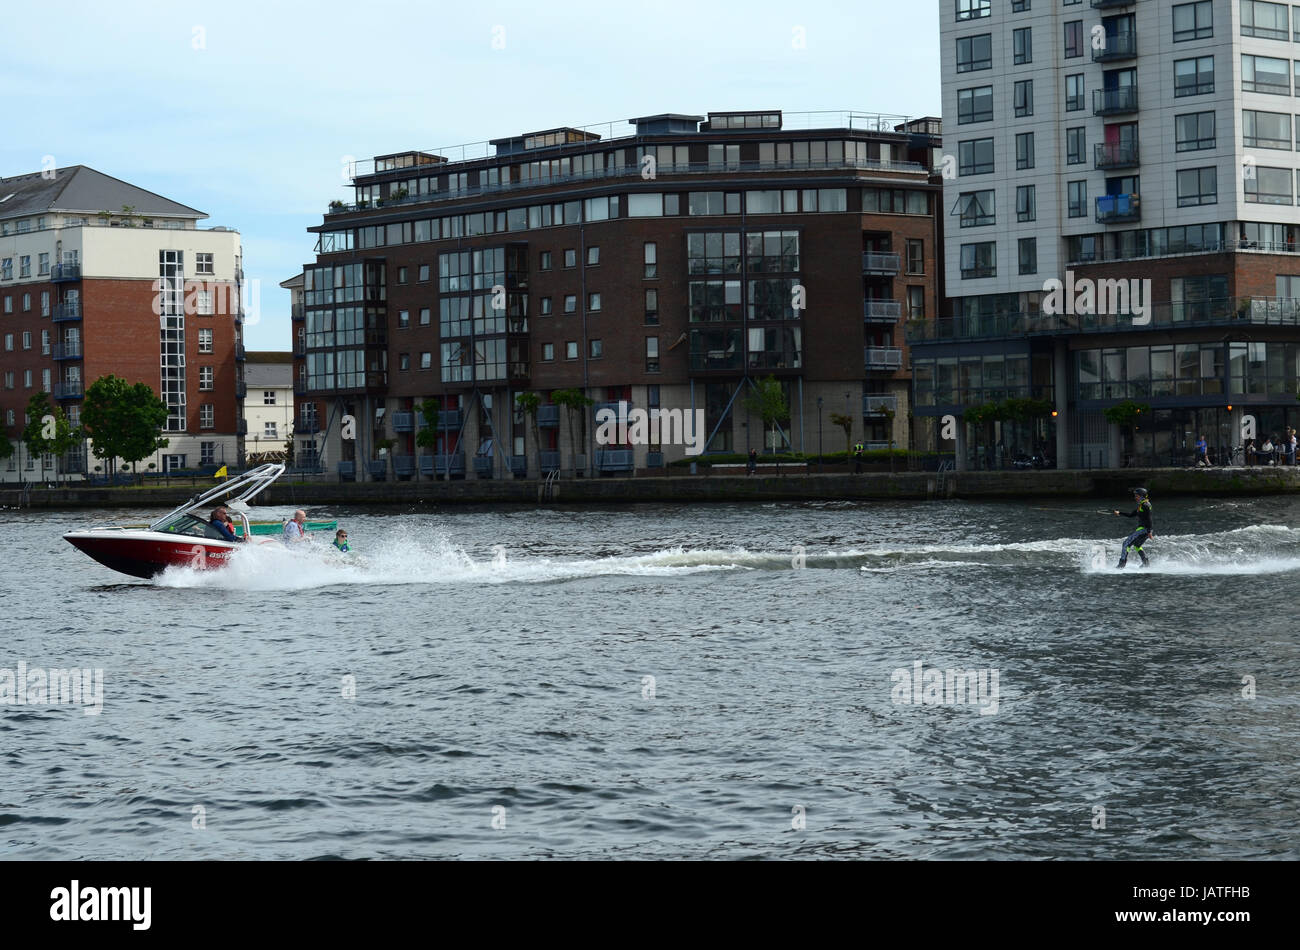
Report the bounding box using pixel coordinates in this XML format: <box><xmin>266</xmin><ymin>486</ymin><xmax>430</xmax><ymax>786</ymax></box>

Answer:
<box><xmin>1093</xmin><ymin>31</ymin><xmax>1137</xmax><ymax>62</ymax></box>
<box><xmin>864</xmin><ymin>300</ymin><xmax>902</xmax><ymax>322</ymax></box>
<box><xmin>1094</xmin><ymin>141</ymin><xmax>1139</xmax><ymax>169</ymax></box>
<box><xmin>863</xmin><ymin>394</ymin><xmax>898</xmax><ymax>415</ymax></box>
<box><xmin>1092</xmin><ymin>87</ymin><xmax>1138</xmax><ymax>116</ymax></box>
<box><xmin>862</xmin><ymin>252</ymin><xmax>901</xmax><ymax>275</ymax></box>
<box><xmin>865</xmin><ymin>346</ymin><xmax>904</xmax><ymax>371</ymax></box>
<box><xmin>1095</xmin><ymin>193</ymin><xmax>1140</xmax><ymax>223</ymax></box>
<box><xmin>52</xmin><ymin>302</ymin><xmax>82</xmax><ymax>322</ymax></box>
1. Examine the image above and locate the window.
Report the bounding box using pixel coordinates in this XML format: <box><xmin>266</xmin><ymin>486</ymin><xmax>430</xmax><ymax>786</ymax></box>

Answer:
<box><xmin>542</xmin><ymin>343</ymin><xmax>554</xmax><ymax>361</ymax></box>
<box><xmin>196</xmin><ymin>253</ymin><xmax>214</xmax><ymax>275</ymax></box>
<box><xmin>956</xmin><ymin>34</ymin><xmax>992</xmax><ymax>72</ymax></box>
<box><xmin>420</xmin><ymin>307</ymin><xmax>430</xmax><ymax>325</ymax></box>
<box><xmin>566</xmin><ymin>341</ymin><xmax>578</xmax><ymax>360</ymax></box>
<box><xmin>628</xmin><ymin>194</ymin><xmax>664</xmax><ymax>217</ymax></box>
<box><xmin>959</xmin><ymin>138</ymin><xmax>994</xmax><ymax>175</ymax></box>
<box><xmin>1245</xmin><ymin>166</ymin><xmax>1294</xmax><ymax>203</ymax></box>
<box><xmin>1018</xmin><ymin>238</ymin><xmax>1037</xmax><ymax>275</ymax></box>
<box><xmin>195</xmin><ymin>290</ymin><xmax>214</xmax><ymax>316</ymax></box>
<box><xmin>564</xmin><ymin>295</ymin><xmax>577</xmax><ymax>313</ymax></box>
<box><xmin>1175</xmin><ymin>56</ymin><xmax>1214</xmax><ymax>97</ymax></box>
<box><xmin>540</xmin><ymin>296</ymin><xmax>553</xmax><ymax>315</ymax></box>
<box><xmin>23</xmin><ymin>370</ymin><xmax>31</xmax><ymax>389</ymax></box>
<box><xmin>1064</xmin><ymin>20</ymin><xmax>1083</xmax><ymax>58</ymax></box>
<box><xmin>19</xmin><ymin>256</ymin><xmax>30</xmax><ymax>278</ymax></box>
<box><xmin>1242</xmin><ymin>1</ymin><xmax>1288</xmax><ymax>40</ymax></box>
<box><xmin>589</xmin><ymin>339</ymin><xmax>603</xmax><ymax>358</ymax></box>
<box><xmin>540</xmin><ymin>251</ymin><xmax>552</xmax><ymax>270</ymax></box>
<box><xmin>41</xmin><ymin>291</ymin><xmax>49</xmax><ymax>316</ymax></box>
<box><xmin>907</xmin><ymin>286</ymin><xmax>925</xmax><ymax>319</ymax></box>
<box><xmin>956</xmin><ymin>0</ymin><xmax>990</xmax><ymax>20</ymax></box>
<box><xmin>957</xmin><ymin>86</ymin><xmax>993</xmax><ymax>124</ymax></box>
<box><xmin>1015</xmin><ymin>132</ymin><xmax>1035</xmax><ymax>169</ymax></box>
<box><xmin>1012</xmin><ymin>0</ymin><xmax>1030</xmax><ymax>10</ymax></box>
<box><xmin>0</xmin><ymin>259</ymin><xmax>9</xmax><ymax>280</ymax></box>
<box><xmin>1016</xmin><ymin>185</ymin><xmax>1036</xmax><ymax>222</ymax></box>
<box><xmin>906</xmin><ymin>239</ymin><xmax>925</xmax><ymax>275</ymax></box>
<box><xmin>1065</xmin><ymin>74</ymin><xmax>1085</xmax><ymax>111</ymax></box>
<box><xmin>263</xmin><ymin>422</ymin><xmax>277</xmax><ymax>439</ymax></box>
<box><xmin>398</xmin><ymin>309</ymin><xmax>410</xmax><ymax>328</ymax></box>
<box><xmin>198</xmin><ymin>328</ymin><xmax>213</xmax><ymax>353</ymax></box>
<box><xmin>200</xmin><ymin>404</ymin><xmax>215</xmax><ymax>429</ymax></box>
<box><xmin>960</xmin><ymin>242</ymin><xmax>996</xmax><ymax>279</ymax></box>
<box><xmin>2</xmin><ymin>297</ymin><xmax>9</xmax><ymax>313</ymax></box>
<box><xmin>418</xmin><ymin>264</ymin><xmax>430</xmax><ymax>282</ymax></box>
<box><xmin>22</xmin><ymin>293</ymin><xmax>30</xmax><ymax>312</ymax></box>
<box><xmin>21</xmin><ymin>330</ymin><xmax>30</xmax><ymax>349</ymax></box>
<box><xmin>587</xmin><ymin>246</ymin><xmax>600</xmax><ymax>265</ymax></box>
<box><xmin>420</xmin><ymin>351</ymin><xmax>432</xmax><ymax>370</ymax></box>
<box><xmin>38</xmin><ymin>253</ymin><xmax>49</xmax><ymax>275</ymax></box>
<box><xmin>646</xmin><ymin>289</ymin><xmax>660</xmax><ymax>324</ymax></box>
<box><xmin>1243</xmin><ymin>54</ymin><xmax>1290</xmax><ymax>95</ymax></box>
<box><xmin>263</xmin><ymin>391</ymin><xmax>276</xmax><ymax>405</ymax></box>
<box><xmin>1173</xmin><ymin>2</ymin><xmax>1213</xmax><ymax>41</ymax></box>
<box><xmin>1068</xmin><ymin>180</ymin><xmax>1088</xmax><ymax>217</ymax></box>
<box><xmin>564</xmin><ymin>249</ymin><xmax>576</xmax><ymax>268</ymax></box>
<box><xmin>199</xmin><ymin>366</ymin><xmax>214</xmax><ymax>390</ymax></box>
<box><xmin>399</xmin><ymin>353</ymin><xmax>410</xmax><ymax>370</ymax></box>
<box><xmin>646</xmin><ymin>337</ymin><xmax>660</xmax><ymax>372</ymax></box>
<box><xmin>397</xmin><ymin>266</ymin><xmax>408</xmax><ymax>284</ymax></box>
<box><xmin>1066</xmin><ymin>127</ymin><xmax>1086</xmax><ymax>164</ymax></box>
<box><xmin>4</xmin><ymin>333</ymin><xmax>11</xmax><ymax>349</ymax></box>
<box><xmin>644</xmin><ymin>242</ymin><xmax>657</xmax><ymax>278</ymax></box>
<box><xmin>958</xmin><ymin>190</ymin><xmax>995</xmax><ymax>228</ymax></box>
<box><xmin>1014</xmin><ymin>80</ymin><xmax>1033</xmax><ymax>116</ymax></box>
<box><xmin>1177</xmin><ymin>167</ymin><xmax>1217</xmax><ymax>206</ymax></box>
<box><xmin>588</xmin><ymin>292</ymin><xmax>602</xmax><ymax>311</ymax></box>
<box><xmin>1244</xmin><ymin>109</ymin><xmax>1292</xmax><ymax>149</ymax></box>
<box><xmin>41</xmin><ymin>330</ymin><xmax>49</xmax><ymax>355</ymax></box>
<box><xmin>1013</xmin><ymin>27</ymin><xmax>1032</xmax><ymax>65</ymax></box>
<box><xmin>1175</xmin><ymin>111</ymin><xmax>1216</xmax><ymax>151</ymax></box>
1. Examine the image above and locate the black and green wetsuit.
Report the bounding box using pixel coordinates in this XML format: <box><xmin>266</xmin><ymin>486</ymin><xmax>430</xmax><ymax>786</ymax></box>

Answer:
<box><xmin>1118</xmin><ymin>499</ymin><xmax>1153</xmax><ymax>567</ymax></box>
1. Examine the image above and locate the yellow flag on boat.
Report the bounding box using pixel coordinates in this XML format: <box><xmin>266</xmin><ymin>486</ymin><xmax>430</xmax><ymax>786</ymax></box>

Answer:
<box><xmin>214</xmin><ymin>465</ymin><xmax>228</xmax><ymax>480</ymax></box>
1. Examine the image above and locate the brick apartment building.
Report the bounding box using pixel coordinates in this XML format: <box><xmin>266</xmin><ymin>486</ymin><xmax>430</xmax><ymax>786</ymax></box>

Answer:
<box><xmin>916</xmin><ymin>0</ymin><xmax>1300</xmax><ymax>469</ymax></box>
<box><xmin>295</xmin><ymin>109</ymin><xmax>943</xmax><ymax>480</ymax></box>
<box><xmin>0</xmin><ymin>166</ymin><xmax>246</xmax><ymax>481</ymax></box>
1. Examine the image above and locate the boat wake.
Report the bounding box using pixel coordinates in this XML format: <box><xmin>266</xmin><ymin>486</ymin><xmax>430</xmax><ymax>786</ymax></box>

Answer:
<box><xmin>151</xmin><ymin>523</ymin><xmax>1300</xmax><ymax>589</ymax></box>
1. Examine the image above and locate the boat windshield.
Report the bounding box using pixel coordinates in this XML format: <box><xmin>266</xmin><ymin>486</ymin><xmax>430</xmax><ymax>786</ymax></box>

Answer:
<box><xmin>156</xmin><ymin>513</ymin><xmax>229</xmax><ymax>541</ymax></box>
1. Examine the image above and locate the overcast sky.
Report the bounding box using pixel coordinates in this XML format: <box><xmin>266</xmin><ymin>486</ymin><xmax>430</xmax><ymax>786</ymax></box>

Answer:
<box><xmin>2</xmin><ymin>0</ymin><xmax>941</xmax><ymax>349</ymax></box>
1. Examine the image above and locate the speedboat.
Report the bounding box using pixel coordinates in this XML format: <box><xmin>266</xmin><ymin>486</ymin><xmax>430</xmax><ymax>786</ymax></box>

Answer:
<box><xmin>63</xmin><ymin>463</ymin><xmax>326</xmax><ymax>579</ymax></box>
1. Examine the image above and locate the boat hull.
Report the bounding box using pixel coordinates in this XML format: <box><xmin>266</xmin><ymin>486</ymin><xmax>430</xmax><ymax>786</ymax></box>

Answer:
<box><xmin>63</xmin><ymin>530</ymin><xmax>241</xmax><ymax>579</ymax></box>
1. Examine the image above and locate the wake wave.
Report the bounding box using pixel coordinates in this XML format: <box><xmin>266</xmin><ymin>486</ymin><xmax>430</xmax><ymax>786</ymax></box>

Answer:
<box><xmin>151</xmin><ymin>523</ymin><xmax>1300</xmax><ymax>589</ymax></box>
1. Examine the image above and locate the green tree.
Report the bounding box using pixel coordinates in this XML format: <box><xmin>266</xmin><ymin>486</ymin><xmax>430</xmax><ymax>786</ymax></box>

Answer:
<box><xmin>743</xmin><ymin>376</ymin><xmax>790</xmax><ymax>456</ymax></box>
<box><xmin>415</xmin><ymin>398</ymin><xmax>442</xmax><ymax>479</ymax></box>
<box><xmin>829</xmin><ymin>412</ymin><xmax>853</xmax><ymax>455</ymax></box>
<box><xmin>81</xmin><ymin>375</ymin><xmax>169</xmax><ymax>477</ymax></box>
<box><xmin>22</xmin><ymin>392</ymin><xmax>83</xmax><ymax>485</ymax></box>
<box><xmin>0</xmin><ymin>431</ymin><xmax>14</xmax><ymax>465</ymax></box>
<box><xmin>551</xmin><ymin>388</ymin><xmax>593</xmax><ymax>476</ymax></box>
<box><xmin>515</xmin><ymin>392</ymin><xmax>542</xmax><ymax>478</ymax></box>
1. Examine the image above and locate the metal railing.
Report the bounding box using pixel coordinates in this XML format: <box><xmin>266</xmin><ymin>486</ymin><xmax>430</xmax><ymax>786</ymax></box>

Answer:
<box><xmin>537</xmin><ymin>405</ymin><xmax>560</xmax><ymax>427</ymax></box>
<box><xmin>864</xmin><ymin>300</ymin><xmax>902</xmax><ymax>322</ymax></box>
<box><xmin>52</xmin><ymin>302</ymin><xmax>81</xmax><ymax>321</ymax></box>
<box><xmin>864</xmin><ymin>394</ymin><xmax>898</xmax><ymax>414</ymax></box>
<box><xmin>1095</xmin><ymin>141</ymin><xmax>1139</xmax><ymax>169</ymax></box>
<box><xmin>1096</xmin><ymin>193</ymin><xmax>1140</xmax><ymax>223</ymax></box>
<box><xmin>1093</xmin><ymin>31</ymin><xmax>1137</xmax><ymax>61</ymax></box>
<box><xmin>865</xmin><ymin>346</ymin><xmax>904</xmax><ymax>370</ymax></box>
<box><xmin>50</xmin><ymin>263</ymin><xmax>81</xmax><ymax>282</ymax></box>
<box><xmin>862</xmin><ymin>252</ymin><xmax>901</xmax><ymax>274</ymax></box>
<box><xmin>52</xmin><ymin>342</ymin><xmax>82</xmax><ymax>360</ymax></box>
<box><xmin>52</xmin><ymin>382</ymin><xmax>83</xmax><ymax>399</ymax></box>
<box><xmin>1093</xmin><ymin>87</ymin><xmax>1139</xmax><ymax>116</ymax></box>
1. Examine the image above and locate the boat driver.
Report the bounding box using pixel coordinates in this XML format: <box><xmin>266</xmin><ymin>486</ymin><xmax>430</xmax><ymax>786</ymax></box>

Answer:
<box><xmin>210</xmin><ymin>506</ymin><xmax>243</xmax><ymax>543</ymax></box>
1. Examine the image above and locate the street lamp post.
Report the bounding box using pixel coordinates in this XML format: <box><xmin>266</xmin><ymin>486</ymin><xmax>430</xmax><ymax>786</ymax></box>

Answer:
<box><xmin>816</xmin><ymin>396</ymin><xmax>823</xmax><ymax>473</ymax></box>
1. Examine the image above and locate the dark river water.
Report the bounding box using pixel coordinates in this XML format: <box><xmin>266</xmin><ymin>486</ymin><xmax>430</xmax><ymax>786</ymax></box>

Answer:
<box><xmin>2</xmin><ymin>495</ymin><xmax>1298</xmax><ymax>859</ymax></box>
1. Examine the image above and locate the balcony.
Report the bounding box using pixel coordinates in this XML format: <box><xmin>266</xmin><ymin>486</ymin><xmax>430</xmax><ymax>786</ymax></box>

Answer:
<box><xmin>1091</xmin><ymin>0</ymin><xmax>1135</xmax><ymax>7</ymax></box>
<box><xmin>537</xmin><ymin>405</ymin><xmax>560</xmax><ymax>427</ymax></box>
<box><xmin>865</xmin><ymin>346</ymin><xmax>904</xmax><ymax>371</ymax></box>
<box><xmin>539</xmin><ymin>450</ymin><xmax>561</xmax><ymax>473</ymax></box>
<box><xmin>364</xmin><ymin>328</ymin><xmax>387</xmax><ymax>347</ymax></box>
<box><xmin>391</xmin><ymin>411</ymin><xmax>415</xmax><ymax>432</ymax></box>
<box><xmin>509</xmin><ymin>360</ymin><xmax>530</xmax><ymax>382</ymax></box>
<box><xmin>862</xmin><ymin>252</ymin><xmax>901</xmax><ymax>276</ymax></box>
<box><xmin>293</xmin><ymin>379</ymin><xmax>308</xmax><ymax>395</ymax></box>
<box><xmin>291</xmin><ymin>303</ymin><xmax>304</xmax><ymax>321</ymax></box>
<box><xmin>293</xmin><ymin>342</ymin><xmax>306</xmax><ymax>357</ymax></box>
<box><xmin>50</xmin><ymin>263</ymin><xmax>81</xmax><ymax>282</ymax></box>
<box><xmin>338</xmin><ymin>461</ymin><xmax>356</xmax><ymax>481</ymax></box>
<box><xmin>365</xmin><ymin>371</ymin><xmax>388</xmax><ymax>390</ymax></box>
<box><xmin>236</xmin><ymin>418</ymin><xmax>248</xmax><ymax>435</ymax></box>
<box><xmin>52</xmin><ymin>302</ymin><xmax>82</xmax><ymax>322</ymax></box>
<box><xmin>863</xmin><ymin>394</ymin><xmax>898</xmax><ymax>416</ymax></box>
<box><xmin>1092</xmin><ymin>87</ymin><xmax>1138</xmax><ymax>116</ymax></box>
<box><xmin>295</xmin><ymin>419</ymin><xmax>321</xmax><ymax>434</ymax></box>
<box><xmin>1092</xmin><ymin>31</ymin><xmax>1136</xmax><ymax>62</ymax></box>
<box><xmin>1094</xmin><ymin>141</ymin><xmax>1140</xmax><ymax>170</ymax></box>
<box><xmin>235</xmin><ymin>344</ymin><xmax>246</xmax><ymax>360</ymax></box>
<box><xmin>473</xmin><ymin>456</ymin><xmax>495</xmax><ymax>478</ymax></box>
<box><xmin>392</xmin><ymin>455</ymin><xmax>415</xmax><ymax>478</ymax></box>
<box><xmin>368</xmin><ymin>459</ymin><xmax>388</xmax><ymax>481</ymax></box>
<box><xmin>596</xmin><ymin>449</ymin><xmax>634</xmax><ymax>474</ymax></box>
<box><xmin>419</xmin><ymin>453</ymin><xmax>465</xmax><ymax>478</ymax></box>
<box><xmin>437</xmin><ymin>409</ymin><xmax>461</xmax><ymax>429</ymax></box>
<box><xmin>52</xmin><ymin>382</ymin><xmax>83</xmax><ymax>400</ymax></box>
<box><xmin>235</xmin><ymin>380</ymin><xmax>247</xmax><ymax>399</ymax></box>
<box><xmin>864</xmin><ymin>300</ymin><xmax>902</xmax><ymax>323</ymax></box>
<box><xmin>1095</xmin><ymin>193</ymin><xmax>1141</xmax><ymax>224</ymax></box>
<box><xmin>52</xmin><ymin>342</ymin><xmax>82</xmax><ymax>360</ymax></box>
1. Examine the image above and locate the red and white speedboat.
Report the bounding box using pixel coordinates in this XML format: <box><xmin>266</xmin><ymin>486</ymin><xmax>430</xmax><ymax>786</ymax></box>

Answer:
<box><xmin>64</xmin><ymin>463</ymin><xmax>286</xmax><ymax>579</ymax></box>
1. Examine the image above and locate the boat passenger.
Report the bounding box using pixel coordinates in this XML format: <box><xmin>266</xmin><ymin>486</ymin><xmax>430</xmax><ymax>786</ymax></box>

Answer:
<box><xmin>210</xmin><ymin>506</ymin><xmax>242</xmax><ymax>543</ymax></box>
<box><xmin>283</xmin><ymin>509</ymin><xmax>308</xmax><ymax>543</ymax></box>
<box><xmin>332</xmin><ymin>529</ymin><xmax>350</xmax><ymax>552</ymax></box>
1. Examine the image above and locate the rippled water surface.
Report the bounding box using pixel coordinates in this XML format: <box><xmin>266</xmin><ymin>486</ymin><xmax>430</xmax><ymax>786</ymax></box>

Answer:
<box><xmin>3</xmin><ymin>495</ymin><xmax>1299</xmax><ymax>859</ymax></box>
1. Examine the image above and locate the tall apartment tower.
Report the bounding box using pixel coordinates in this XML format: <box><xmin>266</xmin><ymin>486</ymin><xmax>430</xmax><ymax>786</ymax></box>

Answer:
<box><xmin>0</xmin><ymin>166</ymin><xmax>246</xmax><ymax>480</ymax></box>
<box><xmin>298</xmin><ymin>110</ymin><xmax>943</xmax><ymax>481</ymax></box>
<box><xmin>918</xmin><ymin>0</ymin><xmax>1300</xmax><ymax>469</ymax></box>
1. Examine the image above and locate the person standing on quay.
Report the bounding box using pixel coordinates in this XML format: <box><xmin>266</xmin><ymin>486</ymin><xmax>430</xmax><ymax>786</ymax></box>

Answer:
<box><xmin>853</xmin><ymin>440</ymin><xmax>864</xmax><ymax>474</ymax></box>
<box><xmin>747</xmin><ymin>448</ymin><xmax>757</xmax><ymax>476</ymax></box>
